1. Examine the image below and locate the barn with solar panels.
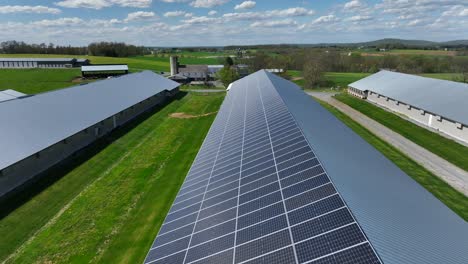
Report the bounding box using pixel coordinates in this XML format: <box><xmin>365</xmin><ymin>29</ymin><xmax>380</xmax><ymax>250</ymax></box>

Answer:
<box><xmin>348</xmin><ymin>70</ymin><xmax>468</xmax><ymax>144</ymax></box>
<box><xmin>143</xmin><ymin>70</ymin><xmax>468</xmax><ymax>264</ymax></box>
<box><xmin>0</xmin><ymin>71</ymin><xmax>180</xmax><ymax>198</ymax></box>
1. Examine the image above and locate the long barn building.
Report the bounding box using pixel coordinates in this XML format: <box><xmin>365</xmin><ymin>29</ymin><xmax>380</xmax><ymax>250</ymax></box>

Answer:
<box><xmin>348</xmin><ymin>70</ymin><xmax>468</xmax><ymax>144</ymax></box>
<box><xmin>0</xmin><ymin>71</ymin><xmax>180</xmax><ymax>198</ymax></box>
<box><xmin>0</xmin><ymin>58</ymin><xmax>89</xmax><ymax>68</ymax></box>
<box><xmin>143</xmin><ymin>70</ymin><xmax>468</xmax><ymax>264</ymax></box>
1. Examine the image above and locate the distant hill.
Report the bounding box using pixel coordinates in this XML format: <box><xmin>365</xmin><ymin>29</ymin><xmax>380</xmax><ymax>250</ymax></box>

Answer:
<box><xmin>303</xmin><ymin>38</ymin><xmax>468</xmax><ymax>48</ymax></box>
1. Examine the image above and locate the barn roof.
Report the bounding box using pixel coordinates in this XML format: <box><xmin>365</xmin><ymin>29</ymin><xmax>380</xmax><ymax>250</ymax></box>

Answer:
<box><xmin>81</xmin><ymin>65</ymin><xmax>128</xmax><ymax>72</ymax></box>
<box><xmin>0</xmin><ymin>71</ymin><xmax>179</xmax><ymax>172</ymax></box>
<box><xmin>349</xmin><ymin>70</ymin><xmax>468</xmax><ymax>125</ymax></box>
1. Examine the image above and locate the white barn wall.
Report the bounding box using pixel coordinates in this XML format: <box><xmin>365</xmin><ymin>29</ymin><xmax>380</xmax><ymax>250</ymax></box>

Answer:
<box><xmin>364</xmin><ymin>91</ymin><xmax>468</xmax><ymax>143</ymax></box>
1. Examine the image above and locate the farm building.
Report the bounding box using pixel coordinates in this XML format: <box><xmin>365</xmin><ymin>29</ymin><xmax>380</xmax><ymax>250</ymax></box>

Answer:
<box><xmin>169</xmin><ymin>56</ymin><xmax>249</xmax><ymax>83</ymax></box>
<box><xmin>0</xmin><ymin>58</ymin><xmax>90</xmax><ymax>68</ymax></box>
<box><xmin>81</xmin><ymin>64</ymin><xmax>129</xmax><ymax>78</ymax></box>
<box><xmin>0</xmin><ymin>89</ymin><xmax>27</xmax><ymax>103</ymax></box>
<box><xmin>348</xmin><ymin>70</ymin><xmax>468</xmax><ymax>143</ymax></box>
<box><xmin>0</xmin><ymin>71</ymin><xmax>180</xmax><ymax>198</ymax></box>
<box><xmin>144</xmin><ymin>70</ymin><xmax>468</xmax><ymax>264</ymax></box>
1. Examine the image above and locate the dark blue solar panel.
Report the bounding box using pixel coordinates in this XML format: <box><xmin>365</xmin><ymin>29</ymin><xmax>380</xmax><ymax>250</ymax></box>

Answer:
<box><xmin>144</xmin><ymin>71</ymin><xmax>381</xmax><ymax>264</ymax></box>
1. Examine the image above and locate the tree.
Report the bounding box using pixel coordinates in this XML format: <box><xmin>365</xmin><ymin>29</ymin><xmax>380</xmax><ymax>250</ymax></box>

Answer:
<box><xmin>303</xmin><ymin>55</ymin><xmax>324</xmax><ymax>89</ymax></box>
<box><xmin>225</xmin><ymin>56</ymin><xmax>234</xmax><ymax>67</ymax></box>
<box><xmin>217</xmin><ymin>66</ymin><xmax>240</xmax><ymax>87</ymax></box>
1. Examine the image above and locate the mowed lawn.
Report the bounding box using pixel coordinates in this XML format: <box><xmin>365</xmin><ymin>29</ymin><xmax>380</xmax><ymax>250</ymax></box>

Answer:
<box><xmin>0</xmin><ymin>68</ymin><xmax>82</xmax><ymax>94</ymax></box>
<box><xmin>1</xmin><ymin>92</ymin><xmax>225</xmax><ymax>263</ymax></box>
<box><xmin>287</xmin><ymin>72</ymin><xmax>371</xmax><ymax>89</ymax></box>
<box><xmin>317</xmin><ymin>99</ymin><xmax>468</xmax><ymax>220</ymax></box>
<box><xmin>334</xmin><ymin>94</ymin><xmax>468</xmax><ymax>172</ymax></box>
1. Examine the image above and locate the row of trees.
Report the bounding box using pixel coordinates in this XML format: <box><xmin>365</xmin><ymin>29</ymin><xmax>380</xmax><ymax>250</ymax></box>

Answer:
<box><xmin>242</xmin><ymin>49</ymin><xmax>468</xmax><ymax>88</ymax></box>
<box><xmin>0</xmin><ymin>41</ymin><xmax>149</xmax><ymax>57</ymax></box>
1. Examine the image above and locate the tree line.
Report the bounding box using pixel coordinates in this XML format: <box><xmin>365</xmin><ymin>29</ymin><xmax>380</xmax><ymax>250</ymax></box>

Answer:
<box><xmin>0</xmin><ymin>41</ymin><xmax>149</xmax><ymax>57</ymax></box>
<box><xmin>241</xmin><ymin>48</ymin><xmax>468</xmax><ymax>87</ymax></box>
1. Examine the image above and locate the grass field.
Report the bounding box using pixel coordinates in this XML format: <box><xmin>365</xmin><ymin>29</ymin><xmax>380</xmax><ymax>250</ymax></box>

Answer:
<box><xmin>334</xmin><ymin>94</ymin><xmax>468</xmax><ymax>172</ymax></box>
<box><xmin>287</xmin><ymin>71</ymin><xmax>371</xmax><ymax>89</ymax></box>
<box><xmin>317</xmin><ymin>99</ymin><xmax>468</xmax><ymax>220</ymax></box>
<box><xmin>0</xmin><ymin>68</ymin><xmax>82</xmax><ymax>94</ymax></box>
<box><xmin>0</xmin><ymin>92</ymin><xmax>224</xmax><ymax>263</ymax></box>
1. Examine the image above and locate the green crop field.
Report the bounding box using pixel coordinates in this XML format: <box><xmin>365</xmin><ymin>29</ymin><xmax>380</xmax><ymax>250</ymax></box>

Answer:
<box><xmin>317</xmin><ymin>99</ymin><xmax>468</xmax><ymax>220</ymax></box>
<box><xmin>286</xmin><ymin>72</ymin><xmax>371</xmax><ymax>90</ymax></box>
<box><xmin>420</xmin><ymin>73</ymin><xmax>464</xmax><ymax>81</ymax></box>
<box><xmin>334</xmin><ymin>94</ymin><xmax>468</xmax><ymax>172</ymax></box>
<box><xmin>0</xmin><ymin>92</ymin><xmax>224</xmax><ymax>263</ymax></box>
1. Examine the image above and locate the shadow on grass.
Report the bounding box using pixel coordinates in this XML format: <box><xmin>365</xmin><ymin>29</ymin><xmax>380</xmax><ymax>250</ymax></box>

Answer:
<box><xmin>0</xmin><ymin>91</ymin><xmax>188</xmax><ymax>219</ymax></box>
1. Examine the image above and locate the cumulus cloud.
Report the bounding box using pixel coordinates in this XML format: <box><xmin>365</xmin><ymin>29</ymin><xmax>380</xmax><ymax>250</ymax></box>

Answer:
<box><xmin>164</xmin><ymin>10</ymin><xmax>192</xmax><ymax>17</ymax></box>
<box><xmin>124</xmin><ymin>11</ymin><xmax>156</xmax><ymax>22</ymax></box>
<box><xmin>0</xmin><ymin>5</ymin><xmax>62</xmax><ymax>14</ymax></box>
<box><xmin>32</xmin><ymin>17</ymin><xmax>84</xmax><ymax>27</ymax></box>
<box><xmin>235</xmin><ymin>1</ymin><xmax>256</xmax><ymax>10</ymax></box>
<box><xmin>346</xmin><ymin>15</ymin><xmax>373</xmax><ymax>22</ymax></box>
<box><xmin>55</xmin><ymin>0</ymin><xmax>152</xmax><ymax>9</ymax></box>
<box><xmin>208</xmin><ymin>10</ymin><xmax>217</xmax><ymax>15</ymax></box>
<box><xmin>223</xmin><ymin>7</ymin><xmax>315</xmax><ymax>21</ymax></box>
<box><xmin>312</xmin><ymin>15</ymin><xmax>339</xmax><ymax>24</ymax></box>
<box><xmin>251</xmin><ymin>19</ymin><xmax>296</xmax><ymax>28</ymax></box>
<box><xmin>190</xmin><ymin>0</ymin><xmax>230</xmax><ymax>8</ymax></box>
<box><xmin>344</xmin><ymin>0</ymin><xmax>364</xmax><ymax>10</ymax></box>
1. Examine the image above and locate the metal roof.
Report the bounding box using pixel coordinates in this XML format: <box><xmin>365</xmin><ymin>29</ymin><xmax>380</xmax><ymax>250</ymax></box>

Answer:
<box><xmin>349</xmin><ymin>70</ymin><xmax>468</xmax><ymax>125</ymax></box>
<box><xmin>260</xmin><ymin>70</ymin><xmax>468</xmax><ymax>264</ymax></box>
<box><xmin>81</xmin><ymin>65</ymin><xmax>128</xmax><ymax>72</ymax></box>
<box><xmin>0</xmin><ymin>58</ymin><xmax>76</xmax><ymax>62</ymax></box>
<box><xmin>0</xmin><ymin>71</ymin><xmax>179</xmax><ymax>171</ymax></box>
<box><xmin>0</xmin><ymin>89</ymin><xmax>27</xmax><ymax>103</ymax></box>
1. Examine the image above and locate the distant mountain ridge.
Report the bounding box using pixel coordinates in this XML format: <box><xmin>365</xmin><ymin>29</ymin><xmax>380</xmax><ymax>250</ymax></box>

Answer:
<box><xmin>305</xmin><ymin>38</ymin><xmax>468</xmax><ymax>48</ymax></box>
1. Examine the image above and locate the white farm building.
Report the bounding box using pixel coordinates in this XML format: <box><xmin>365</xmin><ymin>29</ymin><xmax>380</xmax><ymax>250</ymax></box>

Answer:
<box><xmin>348</xmin><ymin>70</ymin><xmax>468</xmax><ymax>144</ymax></box>
<box><xmin>0</xmin><ymin>71</ymin><xmax>179</xmax><ymax>198</ymax></box>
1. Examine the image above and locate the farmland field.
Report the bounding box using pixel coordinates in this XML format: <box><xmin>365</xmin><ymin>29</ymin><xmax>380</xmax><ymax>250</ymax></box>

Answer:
<box><xmin>317</xmin><ymin>99</ymin><xmax>468</xmax><ymax>220</ymax></box>
<box><xmin>0</xmin><ymin>92</ymin><xmax>224</xmax><ymax>263</ymax></box>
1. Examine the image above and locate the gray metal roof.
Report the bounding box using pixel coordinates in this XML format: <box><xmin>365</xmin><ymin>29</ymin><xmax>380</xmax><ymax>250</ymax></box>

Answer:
<box><xmin>349</xmin><ymin>70</ymin><xmax>468</xmax><ymax>125</ymax></box>
<box><xmin>243</xmin><ymin>70</ymin><xmax>468</xmax><ymax>264</ymax></box>
<box><xmin>0</xmin><ymin>71</ymin><xmax>179</xmax><ymax>170</ymax></box>
<box><xmin>0</xmin><ymin>89</ymin><xmax>27</xmax><ymax>103</ymax></box>
<box><xmin>81</xmin><ymin>65</ymin><xmax>128</xmax><ymax>72</ymax></box>
<box><xmin>0</xmin><ymin>58</ymin><xmax>76</xmax><ymax>62</ymax></box>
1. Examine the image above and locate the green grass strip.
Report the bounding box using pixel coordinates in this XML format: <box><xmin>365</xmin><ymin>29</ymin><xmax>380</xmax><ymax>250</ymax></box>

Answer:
<box><xmin>1</xmin><ymin>92</ymin><xmax>224</xmax><ymax>263</ymax></box>
<box><xmin>317</xmin><ymin>99</ymin><xmax>468</xmax><ymax>221</ymax></box>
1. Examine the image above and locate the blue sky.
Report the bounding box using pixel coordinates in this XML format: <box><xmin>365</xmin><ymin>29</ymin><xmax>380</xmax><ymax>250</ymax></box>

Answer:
<box><xmin>0</xmin><ymin>0</ymin><xmax>467</xmax><ymax>46</ymax></box>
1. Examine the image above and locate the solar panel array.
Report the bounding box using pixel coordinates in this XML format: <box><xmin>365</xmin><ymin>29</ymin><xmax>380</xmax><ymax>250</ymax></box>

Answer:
<box><xmin>144</xmin><ymin>72</ymin><xmax>382</xmax><ymax>264</ymax></box>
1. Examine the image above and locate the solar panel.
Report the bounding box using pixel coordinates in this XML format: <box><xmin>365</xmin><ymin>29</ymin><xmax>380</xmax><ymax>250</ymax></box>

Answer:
<box><xmin>144</xmin><ymin>71</ymin><xmax>381</xmax><ymax>264</ymax></box>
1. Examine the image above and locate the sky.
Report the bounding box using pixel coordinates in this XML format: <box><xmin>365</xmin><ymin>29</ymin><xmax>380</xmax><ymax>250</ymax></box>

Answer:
<box><xmin>0</xmin><ymin>0</ymin><xmax>467</xmax><ymax>46</ymax></box>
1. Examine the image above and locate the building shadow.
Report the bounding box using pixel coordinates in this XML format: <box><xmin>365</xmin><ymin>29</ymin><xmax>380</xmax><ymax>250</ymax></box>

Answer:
<box><xmin>0</xmin><ymin>91</ymin><xmax>188</xmax><ymax>219</ymax></box>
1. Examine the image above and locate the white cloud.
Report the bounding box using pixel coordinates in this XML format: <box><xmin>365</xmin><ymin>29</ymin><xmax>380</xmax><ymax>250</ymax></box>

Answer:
<box><xmin>235</xmin><ymin>1</ymin><xmax>256</xmax><ymax>10</ymax></box>
<box><xmin>344</xmin><ymin>0</ymin><xmax>364</xmax><ymax>10</ymax></box>
<box><xmin>251</xmin><ymin>19</ymin><xmax>296</xmax><ymax>28</ymax></box>
<box><xmin>0</xmin><ymin>5</ymin><xmax>62</xmax><ymax>14</ymax></box>
<box><xmin>124</xmin><ymin>11</ymin><xmax>156</xmax><ymax>22</ymax></box>
<box><xmin>346</xmin><ymin>15</ymin><xmax>373</xmax><ymax>22</ymax></box>
<box><xmin>223</xmin><ymin>7</ymin><xmax>315</xmax><ymax>21</ymax></box>
<box><xmin>311</xmin><ymin>15</ymin><xmax>338</xmax><ymax>25</ymax></box>
<box><xmin>182</xmin><ymin>16</ymin><xmax>220</xmax><ymax>24</ymax></box>
<box><xmin>442</xmin><ymin>5</ymin><xmax>468</xmax><ymax>17</ymax></box>
<box><xmin>32</xmin><ymin>17</ymin><xmax>84</xmax><ymax>27</ymax></box>
<box><xmin>407</xmin><ymin>19</ymin><xmax>424</xmax><ymax>26</ymax></box>
<box><xmin>190</xmin><ymin>0</ymin><xmax>230</xmax><ymax>8</ymax></box>
<box><xmin>208</xmin><ymin>10</ymin><xmax>217</xmax><ymax>15</ymax></box>
<box><xmin>164</xmin><ymin>10</ymin><xmax>187</xmax><ymax>17</ymax></box>
<box><xmin>55</xmin><ymin>0</ymin><xmax>152</xmax><ymax>9</ymax></box>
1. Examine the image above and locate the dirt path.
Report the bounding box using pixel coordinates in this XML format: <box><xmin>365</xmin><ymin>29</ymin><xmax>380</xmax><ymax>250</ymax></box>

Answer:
<box><xmin>169</xmin><ymin>112</ymin><xmax>217</xmax><ymax>119</ymax></box>
<box><xmin>308</xmin><ymin>91</ymin><xmax>468</xmax><ymax>196</ymax></box>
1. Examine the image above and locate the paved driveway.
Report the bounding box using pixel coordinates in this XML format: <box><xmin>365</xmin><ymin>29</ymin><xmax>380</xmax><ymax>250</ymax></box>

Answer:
<box><xmin>307</xmin><ymin>91</ymin><xmax>468</xmax><ymax>196</ymax></box>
